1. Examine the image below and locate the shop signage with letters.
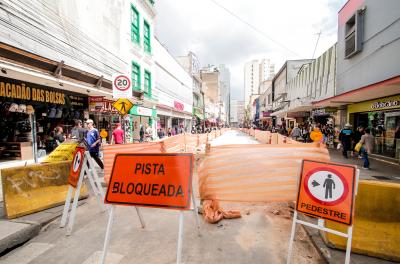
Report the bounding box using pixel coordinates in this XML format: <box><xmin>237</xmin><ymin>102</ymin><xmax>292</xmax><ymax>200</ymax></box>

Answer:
<box><xmin>105</xmin><ymin>154</ymin><xmax>193</xmax><ymax>209</ymax></box>
<box><xmin>0</xmin><ymin>76</ymin><xmax>87</xmax><ymax>106</ymax></box>
<box><xmin>348</xmin><ymin>95</ymin><xmax>400</xmax><ymax>114</ymax></box>
<box><xmin>174</xmin><ymin>101</ymin><xmax>184</xmax><ymax>111</ymax></box>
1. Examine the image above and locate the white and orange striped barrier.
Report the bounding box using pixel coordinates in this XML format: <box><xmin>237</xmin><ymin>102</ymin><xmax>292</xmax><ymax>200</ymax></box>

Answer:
<box><xmin>198</xmin><ymin>144</ymin><xmax>330</xmax><ymax>203</ymax></box>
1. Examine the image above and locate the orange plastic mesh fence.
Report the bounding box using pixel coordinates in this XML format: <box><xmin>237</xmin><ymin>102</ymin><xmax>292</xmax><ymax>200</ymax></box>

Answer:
<box><xmin>198</xmin><ymin>144</ymin><xmax>330</xmax><ymax>203</ymax></box>
<box><xmin>103</xmin><ymin>131</ymin><xmax>225</xmax><ymax>183</ymax></box>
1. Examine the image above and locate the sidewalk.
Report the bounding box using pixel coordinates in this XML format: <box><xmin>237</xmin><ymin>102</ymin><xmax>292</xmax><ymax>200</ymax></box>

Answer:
<box><xmin>303</xmin><ymin>149</ymin><xmax>400</xmax><ymax>264</ymax></box>
<box><xmin>0</xmin><ymin>193</ymin><xmax>87</xmax><ymax>255</ymax></box>
<box><xmin>328</xmin><ymin>149</ymin><xmax>400</xmax><ymax>182</ymax></box>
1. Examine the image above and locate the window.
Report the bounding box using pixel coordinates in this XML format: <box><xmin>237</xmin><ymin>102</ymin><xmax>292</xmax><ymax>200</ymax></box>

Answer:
<box><xmin>144</xmin><ymin>70</ymin><xmax>152</xmax><ymax>96</ymax></box>
<box><xmin>132</xmin><ymin>62</ymin><xmax>141</xmax><ymax>91</ymax></box>
<box><xmin>143</xmin><ymin>20</ymin><xmax>151</xmax><ymax>53</ymax></box>
<box><xmin>131</xmin><ymin>5</ymin><xmax>140</xmax><ymax>44</ymax></box>
<box><xmin>345</xmin><ymin>9</ymin><xmax>364</xmax><ymax>58</ymax></box>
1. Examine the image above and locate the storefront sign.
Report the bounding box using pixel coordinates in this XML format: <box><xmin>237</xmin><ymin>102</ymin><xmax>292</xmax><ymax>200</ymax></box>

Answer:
<box><xmin>0</xmin><ymin>76</ymin><xmax>87</xmax><ymax>106</ymax></box>
<box><xmin>371</xmin><ymin>100</ymin><xmax>399</xmax><ymax>110</ymax></box>
<box><xmin>89</xmin><ymin>96</ymin><xmax>117</xmax><ymax>113</ymax></box>
<box><xmin>262</xmin><ymin>111</ymin><xmax>272</xmax><ymax>117</ymax></box>
<box><xmin>174</xmin><ymin>101</ymin><xmax>184</xmax><ymax>111</ymax></box>
<box><xmin>129</xmin><ymin>105</ymin><xmax>156</xmax><ymax>118</ymax></box>
<box><xmin>348</xmin><ymin>95</ymin><xmax>400</xmax><ymax>114</ymax></box>
<box><xmin>312</xmin><ymin>107</ymin><xmax>337</xmax><ymax>116</ymax></box>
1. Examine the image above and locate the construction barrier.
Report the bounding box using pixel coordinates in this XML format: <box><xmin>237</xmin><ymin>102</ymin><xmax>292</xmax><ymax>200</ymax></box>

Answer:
<box><xmin>1</xmin><ymin>161</ymin><xmax>88</xmax><ymax>219</ymax></box>
<box><xmin>323</xmin><ymin>181</ymin><xmax>400</xmax><ymax>262</ymax></box>
<box><xmin>198</xmin><ymin>144</ymin><xmax>330</xmax><ymax>203</ymax></box>
<box><xmin>103</xmin><ymin>131</ymin><xmax>227</xmax><ymax>183</ymax></box>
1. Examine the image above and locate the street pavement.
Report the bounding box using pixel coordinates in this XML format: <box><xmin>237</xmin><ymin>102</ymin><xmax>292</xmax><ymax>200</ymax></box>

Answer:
<box><xmin>0</xmin><ymin>130</ymin><xmax>398</xmax><ymax>264</ymax></box>
<box><xmin>0</xmin><ymin>130</ymin><xmax>323</xmax><ymax>264</ymax></box>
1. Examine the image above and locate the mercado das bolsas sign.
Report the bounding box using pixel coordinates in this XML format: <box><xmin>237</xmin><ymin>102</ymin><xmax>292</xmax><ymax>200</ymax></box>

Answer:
<box><xmin>0</xmin><ymin>76</ymin><xmax>86</xmax><ymax>105</ymax></box>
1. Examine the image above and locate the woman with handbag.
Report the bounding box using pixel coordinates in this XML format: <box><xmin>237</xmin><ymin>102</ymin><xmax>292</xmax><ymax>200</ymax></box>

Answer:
<box><xmin>359</xmin><ymin>128</ymin><xmax>375</xmax><ymax>169</ymax></box>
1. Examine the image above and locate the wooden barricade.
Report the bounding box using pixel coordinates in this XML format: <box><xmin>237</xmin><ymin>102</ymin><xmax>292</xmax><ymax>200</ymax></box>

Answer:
<box><xmin>198</xmin><ymin>144</ymin><xmax>330</xmax><ymax>203</ymax></box>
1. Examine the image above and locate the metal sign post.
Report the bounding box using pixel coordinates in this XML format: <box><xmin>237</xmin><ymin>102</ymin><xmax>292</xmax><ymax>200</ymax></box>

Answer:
<box><xmin>100</xmin><ymin>153</ymin><xmax>200</xmax><ymax>264</ymax></box>
<box><xmin>287</xmin><ymin>160</ymin><xmax>359</xmax><ymax>264</ymax></box>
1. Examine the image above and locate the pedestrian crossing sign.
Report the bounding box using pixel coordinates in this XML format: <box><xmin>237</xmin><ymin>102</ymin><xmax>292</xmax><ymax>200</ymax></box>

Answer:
<box><xmin>296</xmin><ymin>160</ymin><xmax>356</xmax><ymax>225</ymax></box>
<box><xmin>112</xmin><ymin>98</ymin><xmax>133</xmax><ymax>116</ymax></box>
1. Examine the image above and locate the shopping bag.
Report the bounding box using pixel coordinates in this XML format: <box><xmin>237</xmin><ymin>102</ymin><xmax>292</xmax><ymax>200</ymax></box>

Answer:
<box><xmin>336</xmin><ymin>143</ymin><xmax>342</xmax><ymax>150</ymax></box>
<box><xmin>354</xmin><ymin>142</ymin><xmax>362</xmax><ymax>152</ymax></box>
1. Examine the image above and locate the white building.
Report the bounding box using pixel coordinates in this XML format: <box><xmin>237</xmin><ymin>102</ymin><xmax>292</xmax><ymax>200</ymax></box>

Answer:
<box><xmin>0</xmin><ymin>0</ymin><xmax>157</xmax><ymax>145</ymax></box>
<box><xmin>218</xmin><ymin>64</ymin><xmax>231</xmax><ymax>124</ymax></box>
<box><xmin>154</xmin><ymin>40</ymin><xmax>193</xmax><ymax>134</ymax></box>
<box><xmin>244</xmin><ymin>59</ymin><xmax>275</xmax><ymax>108</ymax></box>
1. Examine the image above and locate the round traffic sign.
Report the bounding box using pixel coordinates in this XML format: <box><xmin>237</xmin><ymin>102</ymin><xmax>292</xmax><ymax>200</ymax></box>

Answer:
<box><xmin>114</xmin><ymin>75</ymin><xmax>131</xmax><ymax>91</ymax></box>
<box><xmin>303</xmin><ymin>167</ymin><xmax>349</xmax><ymax>206</ymax></box>
<box><xmin>72</xmin><ymin>151</ymin><xmax>83</xmax><ymax>173</ymax></box>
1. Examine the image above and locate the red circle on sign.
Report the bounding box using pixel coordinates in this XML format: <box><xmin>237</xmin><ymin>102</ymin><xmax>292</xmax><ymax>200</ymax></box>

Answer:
<box><xmin>114</xmin><ymin>75</ymin><xmax>131</xmax><ymax>91</ymax></box>
<box><xmin>303</xmin><ymin>167</ymin><xmax>349</xmax><ymax>206</ymax></box>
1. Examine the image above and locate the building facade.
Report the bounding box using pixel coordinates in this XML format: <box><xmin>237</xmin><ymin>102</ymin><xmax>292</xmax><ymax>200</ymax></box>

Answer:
<box><xmin>314</xmin><ymin>0</ymin><xmax>400</xmax><ymax>160</ymax></box>
<box><xmin>154</xmin><ymin>40</ymin><xmax>193</xmax><ymax>135</ymax></box>
<box><xmin>244</xmin><ymin>59</ymin><xmax>275</xmax><ymax>108</ymax></box>
<box><xmin>0</xmin><ymin>0</ymin><xmax>157</xmax><ymax>161</ymax></box>
<box><xmin>176</xmin><ymin>52</ymin><xmax>205</xmax><ymax>128</ymax></box>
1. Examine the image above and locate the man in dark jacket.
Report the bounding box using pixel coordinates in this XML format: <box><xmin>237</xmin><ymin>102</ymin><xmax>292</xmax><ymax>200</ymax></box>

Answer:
<box><xmin>339</xmin><ymin>123</ymin><xmax>353</xmax><ymax>158</ymax></box>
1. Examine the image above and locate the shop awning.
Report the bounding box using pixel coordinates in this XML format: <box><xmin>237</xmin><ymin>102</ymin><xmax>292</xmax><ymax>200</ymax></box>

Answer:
<box><xmin>313</xmin><ymin>76</ymin><xmax>400</xmax><ymax>107</ymax></box>
<box><xmin>194</xmin><ymin>112</ymin><xmax>204</xmax><ymax>120</ymax></box>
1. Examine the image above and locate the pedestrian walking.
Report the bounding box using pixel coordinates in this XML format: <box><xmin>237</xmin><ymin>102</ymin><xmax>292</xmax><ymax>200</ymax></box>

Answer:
<box><xmin>111</xmin><ymin>123</ymin><xmax>124</xmax><ymax>144</ymax></box>
<box><xmin>339</xmin><ymin>123</ymin><xmax>353</xmax><ymax>158</ymax></box>
<box><xmin>71</xmin><ymin>120</ymin><xmax>87</xmax><ymax>140</ymax></box>
<box><xmin>85</xmin><ymin>119</ymin><xmax>104</xmax><ymax>169</ymax></box>
<box><xmin>139</xmin><ymin>124</ymin><xmax>145</xmax><ymax>142</ymax></box>
<box><xmin>144</xmin><ymin>123</ymin><xmax>152</xmax><ymax>142</ymax></box>
<box><xmin>290</xmin><ymin>125</ymin><xmax>301</xmax><ymax>140</ymax></box>
<box><xmin>359</xmin><ymin>128</ymin><xmax>375</xmax><ymax>169</ymax></box>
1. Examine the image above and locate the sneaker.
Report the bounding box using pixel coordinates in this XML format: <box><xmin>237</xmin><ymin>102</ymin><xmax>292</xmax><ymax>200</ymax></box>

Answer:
<box><xmin>362</xmin><ymin>167</ymin><xmax>370</xmax><ymax>170</ymax></box>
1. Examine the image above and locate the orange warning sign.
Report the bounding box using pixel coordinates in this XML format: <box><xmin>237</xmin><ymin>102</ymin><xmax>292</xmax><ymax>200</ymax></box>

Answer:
<box><xmin>296</xmin><ymin>160</ymin><xmax>356</xmax><ymax>225</ymax></box>
<box><xmin>105</xmin><ymin>153</ymin><xmax>193</xmax><ymax>210</ymax></box>
<box><xmin>68</xmin><ymin>147</ymin><xmax>86</xmax><ymax>188</ymax></box>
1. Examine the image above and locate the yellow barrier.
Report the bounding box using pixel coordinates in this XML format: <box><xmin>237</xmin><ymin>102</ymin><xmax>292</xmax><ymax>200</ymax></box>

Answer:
<box><xmin>323</xmin><ymin>181</ymin><xmax>400</xmax><ymax>262</ymax></box>
<box><xmin>1</xmin><ymin>161</ymin><xmax>88</xmax><ymax>219</ymax></box>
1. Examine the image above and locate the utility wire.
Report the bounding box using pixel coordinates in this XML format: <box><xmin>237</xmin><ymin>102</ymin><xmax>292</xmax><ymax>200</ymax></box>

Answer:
<box><xmin>312</xmin><ymin>30</ymin><xmax>322</xmax><ymax>58</ymax></box>
<box><xmin>208</xmin><ymin>0</ymin><xmax>300</xmax><ymax>57</ymax></box>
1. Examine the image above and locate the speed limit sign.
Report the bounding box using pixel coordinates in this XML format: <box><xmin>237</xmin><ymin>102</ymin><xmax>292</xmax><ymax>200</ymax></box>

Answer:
<box><xmin>113</xmin><ymin>74</ymin><xmax>132</xmax><ymax>98</ymax></box>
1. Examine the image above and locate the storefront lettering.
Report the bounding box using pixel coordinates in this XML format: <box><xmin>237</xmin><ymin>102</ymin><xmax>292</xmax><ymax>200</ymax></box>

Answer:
<box><xmin>0</xmin><ymin>80</ymin><xmax>65</xmax><ymax>104</ymax></box>
<box><xmin>371</xmin><ymin>100</ymin><xmax>399</xmax><ymax>110</ymax></box>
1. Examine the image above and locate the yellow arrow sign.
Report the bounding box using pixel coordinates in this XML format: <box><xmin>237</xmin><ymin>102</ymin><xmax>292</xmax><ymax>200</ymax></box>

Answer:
<box><xmin>112</xmin><ymin>98</ymin><xmax>133</xmax><ymax>116</ymax></box>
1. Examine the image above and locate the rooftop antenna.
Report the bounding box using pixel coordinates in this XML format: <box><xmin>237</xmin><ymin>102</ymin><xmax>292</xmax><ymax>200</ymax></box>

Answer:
<box><xmin>312</xmin><ymin>30</ymin><xmax>322</xmax><ymax>59</ymax></box>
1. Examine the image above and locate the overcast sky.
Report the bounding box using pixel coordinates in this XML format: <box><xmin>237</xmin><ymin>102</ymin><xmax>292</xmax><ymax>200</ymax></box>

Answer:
<box><xmin>155</xmin><ymin>0</ymin><xmax>347</xmax><ymax>100</ymax></box>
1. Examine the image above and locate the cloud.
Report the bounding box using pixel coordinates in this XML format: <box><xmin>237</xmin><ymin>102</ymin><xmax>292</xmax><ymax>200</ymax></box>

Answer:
<box><xmin>155</xmin><ymin>0</ymin><xmax>346</xmax><ymax>100</ymax></box>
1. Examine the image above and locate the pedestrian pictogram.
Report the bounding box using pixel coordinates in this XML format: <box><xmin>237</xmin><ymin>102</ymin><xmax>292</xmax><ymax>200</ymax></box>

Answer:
<box><xmin>296</xmin><ymin>160</ymin><xmax>356</xmax><ymax>225</ymax></box>
<box><xmin>112</xmin><ymin>74</ymin><xmax>132</xmax><ymax>98</ymax></box>
<box><xmin>112</xmin><ymin>98</ymin><xmax>133</xmax><ymax>116</ymax></box>
<box><xmin>68</xmin><ymin>147</ymin><xmax>86</xmax><ymax>188</ymax></box>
